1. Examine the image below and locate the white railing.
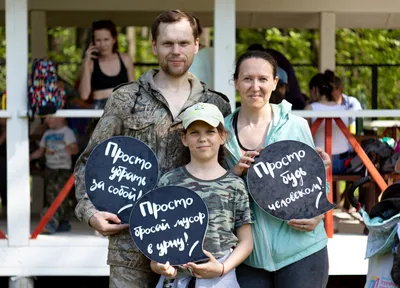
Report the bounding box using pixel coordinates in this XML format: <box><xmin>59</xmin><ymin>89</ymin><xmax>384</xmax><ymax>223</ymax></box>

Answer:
<box><xmin>0</xmin><ymin>111</ymin><xmax>12</xmax><ymax>118</ymax></box>
<box><xmin>17</xmin><ymin>109</ymin><xmax>104</xmax><ymax>118</ymax></box>
<box><xmin>292</xmin><ymin>109</ymin><xmax>400</xmax><ymax>118</ymax></box>
<box><xmin>2</xmin><ymin>109</ymin><xmax>398</xmax><ymax>119</ymax></box>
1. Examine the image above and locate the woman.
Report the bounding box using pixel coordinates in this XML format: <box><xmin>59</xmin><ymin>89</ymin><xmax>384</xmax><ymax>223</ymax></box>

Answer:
<box><xmin>305</xmin><ymin>70</ymin><xmax>351</xmax><ymax>174</ymax></box>
<box><xmin>79</xmin><ymin>20</ymin><xmax>134</xmax><ymax>109</ymax></box>
<box><xmin>224</xmin><ymin>50</ymin><xmax>330</xmax><ymax>288</ymax></box>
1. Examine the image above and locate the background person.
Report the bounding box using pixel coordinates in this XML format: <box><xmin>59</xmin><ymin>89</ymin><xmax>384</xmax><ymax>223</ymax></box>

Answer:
<box><xmin>305</xmin><ymin>71</ymin><xmax>352</xmax><ymax>175</ymax></box>
<box><xmin>79</xmin><ymin>20</ymin><xmax>134</xmax><ymax>109</ymax></box>
<box><xmin>30</xmin><ymin>117</ymin><xmax>79</xmax><ymax>234</ymax></box>
<box><xmin>329</xmin><ymin>71</ymin><xmax>363</xmax><ymax>134</ymax></box>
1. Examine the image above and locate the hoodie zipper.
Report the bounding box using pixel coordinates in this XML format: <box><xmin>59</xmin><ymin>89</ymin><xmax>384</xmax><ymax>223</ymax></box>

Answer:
<box><xmin>224</xmin><ymin>113</ymin><xmax>277</xmax><ymax>270</ymax></box>
<box><xmin>256</xmin><ymin>127</ymin><xmax>276</xmax><ymax>271</ymax></box>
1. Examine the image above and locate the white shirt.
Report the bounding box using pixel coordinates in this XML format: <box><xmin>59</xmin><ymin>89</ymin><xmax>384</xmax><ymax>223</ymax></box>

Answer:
<box><xmin>40</xmin><ymin>126</ymin><xmax>77</xmax><ymax>170</ymax></box>
<box><xmin>311</xmin><ymin>102</ymin><xmax>350</xmax><ymax>155</ymax></box>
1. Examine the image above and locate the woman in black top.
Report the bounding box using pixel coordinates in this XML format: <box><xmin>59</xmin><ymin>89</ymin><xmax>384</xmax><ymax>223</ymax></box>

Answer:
<box><xmin>79</xmin><ymin>20</ymin><xmax>134</xmax><ymax>109</ymax></box>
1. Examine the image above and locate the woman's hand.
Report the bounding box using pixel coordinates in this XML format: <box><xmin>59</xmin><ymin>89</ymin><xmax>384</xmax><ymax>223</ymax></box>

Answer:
<box><xmin>184</xmin><ymin>250</ymin><xmax>223</xmax><ymax>279</ymax></box>
<box><xmin>232</xmin><ymin>150</ymin><xmax>260</xmax><ymax>176</ymax></box>
<box><xmin>84</xmin><ymin>43</ymin><xmax>99</xmax><ymax>62</ymax></box>
<box><xmin>316</xmin><ymin>147</ymin><xmax>331</xmax><ymax>170</ymax></box>
<box><xmin>288</xmin><ymin>214</ymin><xmax>325</xmax><ymax>232</ymax></box>
<box><xmin>150</xmin><ymin>261</ymin><xmax>177</xmax><ymax>278</ymax></box>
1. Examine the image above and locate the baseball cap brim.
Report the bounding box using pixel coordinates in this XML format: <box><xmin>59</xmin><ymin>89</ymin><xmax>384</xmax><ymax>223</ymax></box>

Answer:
<box><xmin>183</xmin><ymin>116</ymin><xmax>221</xmax><ymax>129</ymax></box>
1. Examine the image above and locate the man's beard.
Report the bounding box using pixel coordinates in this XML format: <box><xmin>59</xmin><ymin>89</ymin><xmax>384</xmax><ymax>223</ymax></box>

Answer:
<box><xmin>160</xmin><ymin>58</ymin><xmax>192</xmax><ymax>78</ymax></box>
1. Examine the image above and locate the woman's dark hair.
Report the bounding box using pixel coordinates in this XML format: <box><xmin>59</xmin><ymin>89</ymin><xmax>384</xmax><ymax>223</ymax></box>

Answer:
<box><xmin>92</xmin><ymin>20</ymin><xmax>119</xmax><ymax>53</ymax></box>
<box><xmin>308</xmin><ymin>70</ymin><xmax>335</xmax><ymax>101</ymax></box>
<box><xmin>233</xmin><ymin>50</ymin><xmax>278</xmax><ymax>81</ymax></box>
<box><xmin>247</xmin><ymin>43</ymin><xmax>265</xmax><ymax>52</ymax></box>
<box><xmin>181</xmin><ymin>123</ymin><xmax>228</xmax><ymax>166</ymax></box>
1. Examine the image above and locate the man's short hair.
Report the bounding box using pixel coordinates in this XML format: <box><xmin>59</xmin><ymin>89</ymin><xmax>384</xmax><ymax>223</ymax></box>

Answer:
<box><xmin>151</xmin><ymin>10</ymin><xmax>199</xmax><ymax>42</ymax></box>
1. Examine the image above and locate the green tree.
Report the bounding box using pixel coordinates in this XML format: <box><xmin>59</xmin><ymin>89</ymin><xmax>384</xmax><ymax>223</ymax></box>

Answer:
<box><xmin>0</xmin><ymin>26</ymin><xmax>399</xmax><ymax>110</ymax></box>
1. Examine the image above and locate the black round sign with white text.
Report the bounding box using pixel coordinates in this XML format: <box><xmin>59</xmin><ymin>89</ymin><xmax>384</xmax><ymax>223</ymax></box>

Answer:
<box><xmin>247</xmin><ymin>140</ymin><xmax>335</xmax><ymax>220</ymax></box>
<box><xmin>85</xmin><ymin>136</ymin><xmax>159</xmax><ymax>223</ymax></box>
<box><xmin>130</xmin><ymin>186</ymin><xmax>209</xmax><ymax>265</ymax></box>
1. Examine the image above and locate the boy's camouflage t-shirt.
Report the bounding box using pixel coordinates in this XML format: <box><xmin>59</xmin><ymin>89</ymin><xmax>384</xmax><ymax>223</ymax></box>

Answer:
<box><xmin>157</xmin><ymin>166</ymin><xmax>254</xmax><ymax>259</ymax></box>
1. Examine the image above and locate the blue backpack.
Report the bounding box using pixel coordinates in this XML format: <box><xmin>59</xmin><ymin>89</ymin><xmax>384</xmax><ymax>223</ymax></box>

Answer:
<box><xmin>27</xmin><ymin>59</ymin><xmax>66</xmax><ymax>119</ymax></box>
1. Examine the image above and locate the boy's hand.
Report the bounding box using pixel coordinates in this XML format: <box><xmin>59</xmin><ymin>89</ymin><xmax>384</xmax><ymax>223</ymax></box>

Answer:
<box><xmin>65</xmin><ymin>143</ymin><xmax>79</xmax><ymax>155</ymax></box>
<box><xmin>184</xmin><ymin>250</ymin><xmax>224</xmax><ymax>279</ymax></box>
<box><xmin>150</xmin><ymin>261</ymin><xmax>177</xmax><ymax>278</ymax></box>
<box><xmin>65</xmin><ymin>146</ymin><xmax>73</xmax><ymax>155</ymax></box>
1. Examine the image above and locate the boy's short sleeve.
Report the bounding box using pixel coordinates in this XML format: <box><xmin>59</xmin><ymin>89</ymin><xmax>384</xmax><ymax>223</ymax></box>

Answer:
<box><xmin>234</xmin><ymin>178</ymin><xmax>254</xmax><ymax>228</ymax></box>
<box><xmin>156</xmin><ymin>175</ymin><xmax>169</xmax><ymax>188</ymax></box>
<box><xmin>39</xmin><ymin>131</ymin><xmax>48</xmax><ymax>148</ymax></box>
<box><xmin>64</xmin><ymin>128</ymin><xmax>77</xmax><ymax>146</ymax></box>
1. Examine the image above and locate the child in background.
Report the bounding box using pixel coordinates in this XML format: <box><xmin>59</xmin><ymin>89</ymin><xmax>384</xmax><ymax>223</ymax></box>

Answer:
<box><xmin>30</xmin><ymin>117</ymin><xmax>79</xmax><ymax>234</ymax></box>
<box><xmin>152</xmin><ymin>103</ymin><xmax>254</xmax><ymax>288</ymax></box>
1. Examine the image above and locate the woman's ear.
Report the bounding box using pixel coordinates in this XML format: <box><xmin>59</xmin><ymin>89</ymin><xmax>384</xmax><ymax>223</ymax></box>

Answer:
<box><xmin>272</xmin><ymin>76</ymin><xmax>279</xmax><ymax>91</ymax></box>
<box><xmin>234</xmin><ymin>79</ymin><xmax>239</xmax><ymax>91</ymax></box>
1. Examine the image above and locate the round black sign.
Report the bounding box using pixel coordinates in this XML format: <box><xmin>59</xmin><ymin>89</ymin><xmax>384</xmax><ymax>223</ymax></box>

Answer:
<box><xmin>130</xmin><ymin>186</ymin><xmax>209</xmax><ymax>265</ymax></box>
<box><xmin>85</xmin><ymin>136</ymin><xmax>159</xmax><ymax>223</ymax></box>
<box><xmin>247</xmin><ymin>140</ymin><xmax>335</xmax><ymax>220</ymax></box>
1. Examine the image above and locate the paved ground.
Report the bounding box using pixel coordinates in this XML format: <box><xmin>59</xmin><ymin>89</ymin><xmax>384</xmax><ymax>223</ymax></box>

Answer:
<box><xmin>0</xmin><ymin>275</ymin><xmax>367</xmax><ymax>288</ymax></box>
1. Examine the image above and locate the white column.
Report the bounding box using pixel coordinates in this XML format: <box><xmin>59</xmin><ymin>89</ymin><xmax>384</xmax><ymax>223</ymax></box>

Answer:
<box><xmin>214</xmin><ymin>0</ymin><xmax>236</xmax><ymax>112</ymax></box>
<box><xmin>319</xmin><ymin>12</ymin><xmax>336</xmax><ymax>72</ymax></box>
<box><xmin>6</xmin><ymin>0</ymin><xmax>30</xmax><ymax>246</ymax></box>
<box><xmin>30</xmin><ymin>11</ymin><xmax>47</xmax><ymax>59</ymax></box>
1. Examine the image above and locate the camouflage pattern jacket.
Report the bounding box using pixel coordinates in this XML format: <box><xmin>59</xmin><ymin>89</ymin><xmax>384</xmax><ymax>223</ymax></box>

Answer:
<box><xmin>74</xmin><ymin>69</ymin><xmax>231</xmax><ymax>269</ymax></box>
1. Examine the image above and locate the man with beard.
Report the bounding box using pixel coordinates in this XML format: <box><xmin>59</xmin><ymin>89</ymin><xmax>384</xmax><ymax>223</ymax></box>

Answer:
<box><xmin>74</xmin><ymin>10</ymin><xmax>231</xmax><ymax>288</ymax></box>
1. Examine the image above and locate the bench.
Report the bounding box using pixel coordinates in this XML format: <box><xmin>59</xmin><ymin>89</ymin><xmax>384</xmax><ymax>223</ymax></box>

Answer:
<box><xmin>332</xmin><ymin>173</ymin><xmax>400</xmax><ymax>214</ymax></box>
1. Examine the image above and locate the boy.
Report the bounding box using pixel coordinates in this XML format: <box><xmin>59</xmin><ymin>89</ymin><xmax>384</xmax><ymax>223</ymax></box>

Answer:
<box><xmin>30</xmin><ymin>117</ymin><xmax>79</xmax><ymax>234</ymax></box>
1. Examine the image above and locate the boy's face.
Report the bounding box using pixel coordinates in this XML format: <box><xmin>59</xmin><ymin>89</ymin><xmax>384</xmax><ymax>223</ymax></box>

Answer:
<box><xmin>181</xmin><ymin>121</ymin><xmax>226</xmax><ymax>163</ymax></box>
<box><xmin>46</xmin><ymin>117</ymin><xmax>65</xmax><ymax>129</ymax></box>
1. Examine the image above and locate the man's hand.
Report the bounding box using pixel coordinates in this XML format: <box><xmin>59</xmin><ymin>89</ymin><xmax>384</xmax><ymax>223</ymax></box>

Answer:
<box><xmin>89</xmin><ymin>212</ymin><xmax>129</xmax><ymax>236</ymax></box>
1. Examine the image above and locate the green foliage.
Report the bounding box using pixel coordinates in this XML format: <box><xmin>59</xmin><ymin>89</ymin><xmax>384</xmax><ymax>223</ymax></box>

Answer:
<box><xmin>47</xmin><ymin>27</ymin><xmax>83</xmax><ymax>85</ymax></box>
<box><xmin>0</xmin><ymin>26</ymin><xmax>399</xmax><ymax>110</ymax></box>
<box><xmin>335</xmin><ymin>29</ymin><xmax>400</xmax><ymax>109</ymax></box>
<box><xmin>133</xmin><ymin>28</ymin><xmax>158</xmax><ymax>79</ymax></box>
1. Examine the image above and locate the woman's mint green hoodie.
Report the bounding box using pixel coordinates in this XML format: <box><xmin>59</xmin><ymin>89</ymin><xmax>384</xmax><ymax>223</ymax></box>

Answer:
<box><xmin>224</xmin><ymin>100</ymin><xmax>328</xmax><ymax>271</ymax></box>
